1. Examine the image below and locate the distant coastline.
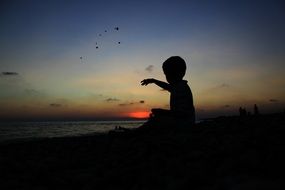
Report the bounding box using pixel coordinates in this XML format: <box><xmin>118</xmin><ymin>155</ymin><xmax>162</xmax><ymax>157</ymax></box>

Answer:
<box><xmin>0</xmin><ymin>120</ymin><xmax>145</xmax><ymax>143</ymax></box>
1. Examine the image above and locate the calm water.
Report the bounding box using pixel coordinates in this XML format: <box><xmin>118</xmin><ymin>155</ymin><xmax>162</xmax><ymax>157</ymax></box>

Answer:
<box><xmin>0</xmin><ymin>120</ymin><xmax>145</xmax><ymax>142</ymax></box>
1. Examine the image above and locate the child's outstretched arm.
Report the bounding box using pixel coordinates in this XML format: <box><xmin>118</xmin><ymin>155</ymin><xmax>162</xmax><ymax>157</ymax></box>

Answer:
<box><xmin>141</xmin><ymin>78</ymin><xmax>171</xmax><ymax>91</ymax></box>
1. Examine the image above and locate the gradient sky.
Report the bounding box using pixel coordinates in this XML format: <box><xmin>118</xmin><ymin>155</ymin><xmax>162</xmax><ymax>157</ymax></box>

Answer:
<box><xmin>0</xmin><ymin>0</ymin><xmax>285</xmax><ymax>120</ymax></box>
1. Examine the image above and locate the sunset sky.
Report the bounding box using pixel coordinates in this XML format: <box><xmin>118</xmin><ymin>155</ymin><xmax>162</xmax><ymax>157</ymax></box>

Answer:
<box><xmin>0</xmin><ymin>0</ymin><xmax>284</xmax><ymax>121</ymax></box>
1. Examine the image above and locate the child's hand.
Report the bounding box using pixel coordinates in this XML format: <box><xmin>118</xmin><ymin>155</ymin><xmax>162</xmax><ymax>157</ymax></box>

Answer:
<box><xmin>141</xmin><ymin>78</ymin><xmax>155</xmax><ymax>86</ymax></box>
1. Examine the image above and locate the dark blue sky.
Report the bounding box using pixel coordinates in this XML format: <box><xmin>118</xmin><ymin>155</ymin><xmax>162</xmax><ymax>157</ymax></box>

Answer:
<box><xmin>1</xmin><ymin>0</ymin><xmax>284</xmax><ymax>51</ymax></box>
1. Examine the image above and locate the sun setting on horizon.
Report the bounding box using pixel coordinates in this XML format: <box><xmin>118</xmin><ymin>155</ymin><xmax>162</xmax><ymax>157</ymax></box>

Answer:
<box><xmin>129</xmin><ymin>111</ymin><xmax>150</xmax><ymax>119</ymax></box>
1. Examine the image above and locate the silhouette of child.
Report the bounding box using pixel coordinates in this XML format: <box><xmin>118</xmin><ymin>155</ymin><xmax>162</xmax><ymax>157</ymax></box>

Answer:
<box><xmin>141</xmin><ymin>56</ymin><xmax>195</xmax><ymax>127</ymax></box>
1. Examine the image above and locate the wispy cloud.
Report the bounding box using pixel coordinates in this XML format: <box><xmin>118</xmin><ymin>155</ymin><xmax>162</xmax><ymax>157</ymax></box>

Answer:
<box><xmin>118</xmin><ymin>103</ymin><xmax>133</xmax><ymax>106</ymax></box>
<box><xmin>24</xmin><ymin>89</ymin><xmax>47</xmax><ymax>98</ymax></box>
<box><xmin>145</xmin><ymin>65</ymin><xmax>154</xmax><ymax>73</ymax></box>
<box><xmin>105</xmin><ymin>98</ymin><xmax>120</xmax><ymax>102</ymax></box>
<box><xmin>0</xmin><ymin>71</ymin><xmax>24</xmax><ymax>86</ymax></box>
<box><xmin>202</xmin><ymin>83</ymin><xmax>231</xmax><ymax>94</ymax></box>
<box><xmin>217</xmin><ymin>83</ymin><xmax>230</xmax><ymax>89</ymax></box>
<box><xmin>118</xmin><ymin>100</ymin><xmax>145</xmax><ymax>106</ymax></box>
<box><xmin>269</xmin><ymin>99</ymin><xmax>279</xmax><ymax>103</ymax></box>
<box><xmin>89</xmin><ymin>93</ymin><xmax>103</xmax><ymax>98</ymax></box>
<box><xmin>0</xmin><ymin>72</ymin><xmax>19</xmax><ymax>76</ymax></box>
<box><xmin>49</xmin><ymin>98</ymin><xmax>70</xmax><ymax>108</ymax></box>
<box><xmin>50</xmin><ymin>103</ymin><xmax>62</xmax><ymax>108</ymax></box>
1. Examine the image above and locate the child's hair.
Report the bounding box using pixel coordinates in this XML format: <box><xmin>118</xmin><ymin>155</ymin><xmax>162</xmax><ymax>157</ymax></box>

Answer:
<box><xmin>162</xmin><ymin>56</ymin><xmax>186</xmax><ymax>80</ymax></box>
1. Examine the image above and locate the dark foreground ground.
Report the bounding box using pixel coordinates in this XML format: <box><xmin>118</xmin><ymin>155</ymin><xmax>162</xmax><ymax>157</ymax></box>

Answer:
<box><xmin>0</xmin><ymin>113</ymin><xmax>285</xmax><ymax>190</ymax></box>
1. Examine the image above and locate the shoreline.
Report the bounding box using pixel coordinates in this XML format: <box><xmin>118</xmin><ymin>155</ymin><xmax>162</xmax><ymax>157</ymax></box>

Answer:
<box><xmin>0</xmin><ymin>120</ymin><xmax>145</xmax><ymax>143</ymax></box>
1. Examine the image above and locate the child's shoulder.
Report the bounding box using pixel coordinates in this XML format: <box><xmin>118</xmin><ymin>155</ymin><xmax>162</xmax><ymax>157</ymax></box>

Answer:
<box><xmin>172</xmin><ymin>80</ymin><xmax>193</xmax><ymax>100</ymax></box>
<box><xmin>172</xmin><ymin>80</ymin><xmax>190</xmax><ymax>91</ymax></box>
<box><xmin>176</xmin><ymin>80</ymin><xmax>189</xmax><ymax>88</ymax></box>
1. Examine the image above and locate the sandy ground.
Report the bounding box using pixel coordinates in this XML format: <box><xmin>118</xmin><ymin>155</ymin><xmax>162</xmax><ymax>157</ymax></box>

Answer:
<box><xmin>0</xmin><ymin>113</ymin><xmax>284</xmax><ymax>190</ymax></box>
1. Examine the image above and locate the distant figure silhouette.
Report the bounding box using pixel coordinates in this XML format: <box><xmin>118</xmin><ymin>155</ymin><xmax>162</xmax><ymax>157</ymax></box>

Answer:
<box><xmin>239</xmin><ymin>107</ymin><xmax>247</xmax><ymax>117</ymax></box>
<box><xmin>239</xmin><ymin>107</ymin><xmax>243</xmax><ymax>116</ymax></box>
<box><xmin>254</xmin><ymin>104</ymin><xmax>259</xmax><ymax>115</ymax></box>
<box><xmin>141</xmin><ymin>56</ymin><xmax>195</xmax><ymax>128</ymax></box>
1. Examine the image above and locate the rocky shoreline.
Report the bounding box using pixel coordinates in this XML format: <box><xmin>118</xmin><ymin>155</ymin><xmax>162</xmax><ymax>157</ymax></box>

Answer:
<box><xmin>0</xmin><ymin>113</ymin><xmax>284</xmax><ymax>189</ymax></box>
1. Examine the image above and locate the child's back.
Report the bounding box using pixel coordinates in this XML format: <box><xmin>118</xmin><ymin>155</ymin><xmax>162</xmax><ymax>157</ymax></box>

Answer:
<box><xmin>170</xmin><ymin>79</ymin><xmax>195</xmax><ymax>124</ymax></box>
<box><xmin>141</xmin><ymin>56</ymin><xmax>195</xmax><ymax>127</ymax></box>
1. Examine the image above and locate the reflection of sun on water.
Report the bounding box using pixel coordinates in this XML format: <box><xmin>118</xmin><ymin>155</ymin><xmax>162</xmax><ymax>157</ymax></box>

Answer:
<box><xmin>129</xmin><ymin>111</ymin><xmax>150</xmax><ymax>119</ymax></box>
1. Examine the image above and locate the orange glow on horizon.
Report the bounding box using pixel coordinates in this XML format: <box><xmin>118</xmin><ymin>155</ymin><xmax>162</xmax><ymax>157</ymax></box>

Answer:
<box><xmin>129</xmin><ymin>111</ymin><xmax>150</xmax><ymax>119</ymax></box>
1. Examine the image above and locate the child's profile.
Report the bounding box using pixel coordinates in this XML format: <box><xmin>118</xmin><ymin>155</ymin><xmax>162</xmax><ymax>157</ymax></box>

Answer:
<box><xmin>141</xmin><ymin>56</ymin><xmax>195</xmax><ymax>127</ymax></box>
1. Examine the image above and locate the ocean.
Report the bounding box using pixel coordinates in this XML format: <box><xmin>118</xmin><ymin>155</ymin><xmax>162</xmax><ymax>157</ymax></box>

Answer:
<box><xmin>0</xmin><ymin>120</ymin><xmax>145</xmax><ymax>142</ymax></box>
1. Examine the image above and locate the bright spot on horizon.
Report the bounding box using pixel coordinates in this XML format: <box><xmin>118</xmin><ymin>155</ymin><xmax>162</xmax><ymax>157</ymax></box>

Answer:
<box><xmin>129</xmin><ymin>111</ymin><xmax>150</xmax><ymax>119</ymax></box>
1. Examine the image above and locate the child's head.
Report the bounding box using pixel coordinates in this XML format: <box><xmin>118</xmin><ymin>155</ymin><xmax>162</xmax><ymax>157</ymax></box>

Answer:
<box><xmin>162</xmin><ymin>56</ymin><xmax>186</xmax><ymax>84</ymax></box>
